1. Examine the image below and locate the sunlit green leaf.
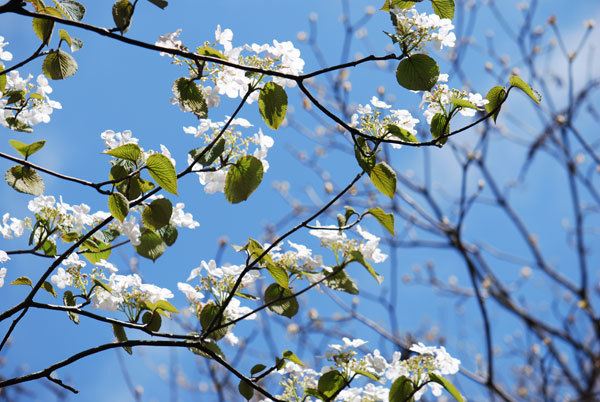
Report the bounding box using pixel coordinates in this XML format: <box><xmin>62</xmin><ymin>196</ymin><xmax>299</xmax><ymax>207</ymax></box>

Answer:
<box><xmin>5</xmin><ymin>165</ymin><xmax>44</xmax><ymax>195</ymax></box>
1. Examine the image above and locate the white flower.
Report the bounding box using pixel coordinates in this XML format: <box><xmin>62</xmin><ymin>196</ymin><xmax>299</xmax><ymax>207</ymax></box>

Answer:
<box><xmin>28</xmin><ymin>195</ymin><xmax>56</xmax><ymax>213</ymax></box>
<box><xmin>0</xmin><ymin>36</ymin><xmax>12</xmax><ymax>61</ymax></box>
<box><xmin>35</xmin><ymin>74</ymin><xmax>53</xmax><ymax>96</ymax></box>
<box><xmin>139</xmin><ymin>283</ymin><xmax>174</xmax><ymax>304</ymax></box>
<box><xmin>357</xmin><ymin>225</ymin><xmax>388</xmax><ymax>263</ymax></box>
<box><xmin>177</xmin><ymin>282</ymin><xmax>204</xmax><ymax>301</ymax></box>
<box><xmin>0</xmin><ymin>267</ymin><xmax>6</xmax><ymax>287</ymax></box>
<box><xmin>100</xmin><ymin>129</ymin><xmax>139</xmax><ymax>150</ymax></box>
<box><xmin>51</xmin><ymin>268</ymin><xmax>73</xmax><ymax>289</ymax></box>
<box><xmin>215</xmin><ymin>25</ymin><xmax>234</xmax><ymax>52</ymax></box>
<box><xmin>91</xmin><ymin>288</ymin><xmax>122</xmax><ymax>311</ymax></box>
<box><xmin>0</xmin><ymin>250</ymin><xmax>9</xmax><ymax>263</ymax></box>
<box><xmin>309</xmin><ymin>221</ymin><xmax>347</xmax><ymax>245</ymax></box>
<box><xmin>226</xmin><ymin>297</ymin><xmax>256</xmax><ymax>320</ymax></box>
<box><xmin>170</xmin><ymin>202</ymin><xmax>199</xmax><ymax>229</ymax></box>
<box><xmin>197</xmin><ymin>170</ymin><xmax>227</xmax><ymax>194</ymax></box>
<box><xmin>370</xmin><ymin>96</ymin><xmax>391</xmax><ymax>109</ymax></box>
<box><xmin>62</xmin><ymin>253</ymin><xmax>86</xmax><ymax>268</ymax></box>
<box><xmin>112</xmin><ymin>215</ymin><xmax>141</xmax><ymax>246</ymax></box>
<box><xmin>96</xmin><ymin>259</ymin><xmax>118</xmax><ymax>273</ymax></box>
<box><xmin>155</xmin><ymin>29</ymin><xmax>183</xmax><ymax>56</ymax></box>
<box><xmin>328</xmin><ymin>337</ymin><xmax>367</xmax><ymax>351</ymax></box>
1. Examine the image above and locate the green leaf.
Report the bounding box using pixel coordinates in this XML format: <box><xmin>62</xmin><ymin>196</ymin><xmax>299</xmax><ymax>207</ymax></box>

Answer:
<box><xmin>5</xmin><ymin>89</ymin><xmax>25</xmax><ymax>105</ymax></box>
<box><xmin>396</xmin><ymin>54</ymin><xmax>439</xmax><ymax>91</ymax></box>
<box><xmin>117</xmin><ymin>175</ymin><xmax>142</xmax><ymax>200</ymax></box>
<box><xmin>485</xmin><ymin>86</ymin><xmax>506</xmax><ymax>123</ymax></box>
<box><xmin>354</xmin><ymin>137</ymin><xmax>375</xmax><ymax>174</ymax></box>
<box><xmin>187</xmin><ymin>337</ymin><xmax>225</xmax><ymax>360</ymax></box>
<box><xmin>10</xmin><ymin>276</ymin><xmax>32</xmax><ymax>287</ymax></box>
<box><xmin>264</xmin><ymin>283</ymin><xmax>299</xmax><ymax>318</ymax></box>
<box><xmin>259</xmin><ymin>82</ymin><xmax>288</xmax><ymax>130</ymax></box>
<box><xmin>0</xmin><ymin>64</ymin><xmax>6</xmax><ymax>94</ymax></box>
<box><xmin>354</xmin><ymin>369</ymin><xmax>379</xmax><ymax>382</ymax></box>
<box><xmin>432</xmin><ymin>0</ymin><xmax>455</xmax><ymax>20</ymax></box>
<box><xmin>112</xmin><ymin>323</ymin><xmax>132</xmax><ymax>355</ymax></box>
<box><xmin>197</xmin><ymin>46</ymin><xmax>226</xmax><ymax>60</ymax></box>
<box><xmin>142</xmin><ymin>311</ymin><xmax>162</xmax><ymax>332</ymax></box>
<box><xmin>282</xmin><ymin>350</ymin><xmax>304</xmax><ymax>366</ymax></box>
<box><xmin>41</xmin><ymin>239</ymin><xmax>57</xmax><ymax>256</ymax></box>
<box><xmin>134</xmin><ymin>229</ymin><xmax>166</xmax><ymax>262</ymax></box>
<box><xmin>247</xmin><ymin>239</ymin><xmax>289</xmax><ymax>288</ymax></box>
<box><xmin>188</xmin><ymin>138</ymin><xmax>226</xmax><ymax>167</ymax></box>
<box><xmin>32</xmin><ymin>16</ymin><xmax>54</xmax><ymax>44</ymax></box>
<box><xmin>350</xmin><ymin>251</ymin><xmax>383</xmax><ymax>284</ymax></box>
<box><xmin>81</xmin><ymin>239</ymin><xmax>111</xmax><ymax>264</ymax></box>
<box><xmin>429</xmin><ymin>373</ymin><xmax>464</xmax><ymax>402</ymax></box>
<box><xmin>63</xmin><ymin>290</ymin><xmax>79</xmax><ymax>324</ymax></box>
<box><xmin>238</xmin><ymin>380</ymin><xmax>254</xmax><ymax>401</ymax></box>
<box><xmin>58</xmin><ymin>28</ymin><xmax>72</xmax><ymax>48</ymax></box>
<box><xmin>42</xmin><ymin>50</ymin><xmax>78</xmax><ymax>80</ymax></box>
<box><xmin>389</xmin><ymin>376</ymin><xmax>415</xmax><ymax>402</ymax></box>
<box><xmin>369</xmin><ymin>162</ymin><xmax>397</xmax><ymax>199</ymax></box>
<box><xmin>92</xmin><ymin>278</ymin><xmax>113</xmax><ymax>294</ymax></box>
<box><xmin>431</xmin><ymin>113</ymin><xmax>450</xmax><ymax>145</ymax></box>
<box><xmin>142</xmin><ymin>198</ymin><xmax>172</xmax><ymax>230</ymax></box>
<box><xmin>510</xmin><ymin>75</ymin><xmax>541</xmax><ymax>104</ymax></box>
<box><xmin>40</xmin><ymin>281</ymin><xmax>56</xmax><ymax>297</ymax></box>
<box><xmin>317</xmin><ymin>370</ymin><xmax>346</xmax><ymax>398</ymax></box>
<box><xmin>5</xmin><ymin>165</ymin><xmax>44</xmax><ymax>195</ymax></box>
<box><xmin>157</xmin><ymin>224</ymin><xmax>178</xmax><ymax>246</ymax></box>
<box><xmin>250</xmin><ymin>364</ymin><xmax>267</xmax><ymax>376</ymax></box>
<box><xmin>108</xmin><ymin>192</ymin><xmax>129</xmax><ymax>221</ymax></box>
<box><xmin>173</xmin><ymin>77</ymin><xmax>207</xmax><ymax>118</ymax></box>
<box><xmin>146</xmin><ymin>0</ymin><xmax>168</xmax><ymax>8</ymax></box>
<box><xmin>146</xmin><ymin>154</ymin><xmax>178</xmax><ymax>195</ymax></box>
<box><xmin>451</xmin><ymin>98</ymin><xmax>479</xmax><ymax>110</ymax></box>
<box><xmin>153</xmin><ymin>300</ymin><xmax>179</xmax><ymax>314</ymax></box>
<box><xmin>368</xmin><ymin>207</ymin><xmax>394</xmax><ymax>235</ymax></box>
<box><xmin>323</xmin><ymin>269</ymin><xmax>359</xmax><ymax>295</ymax></box>
<box><xmin>103</xmin><ymin>143</ymin><xmax>141</xmax><ymax>162</ymax></box>
<box><xmin>6</xmin><ymin>117</ymin><xmax>33</xmax><ymax>133</ymax></box>
<box><xmin>267</xmin><ymin>264</ymin><xmax>290</xmax><ymax>288</ymax></box>
<box><xmin>225</xmin><ymin>155</ymin><xmax>264</xmax><ymax>203</ymax></box>
<box><xmin>112</xmin><ymin>0</ymin><xmax>133</xmax><ymax>34</ymax></box>
<box><xmin>380</xmin><ymin>0</ymin><xmax>422</xmax><ymax>12</ymax></box>
<box><xmin>8</xmin><ymin>140</ymin><xmax>46</xmax><ymax>159</ymax></box>
<box><xmin>54</xmin><ymin>0</ymin><xmax>85</xmax><ymax>21</ymax></box>
<box><xmin>387</xmin><ymin>124</ymin><xmax>418</xmax><ymax>143</ymax></box>
<box><xmin>200</xmin><ymin>302</ymin><xmax>229</xmax><ymax>341</ymax></box>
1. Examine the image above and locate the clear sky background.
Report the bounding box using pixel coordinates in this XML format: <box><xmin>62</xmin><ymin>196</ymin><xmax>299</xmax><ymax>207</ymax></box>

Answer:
<box><xmin>1</xmin><ymin>0</ymin><xmax>599</xmax><ymax>401</ymax></box>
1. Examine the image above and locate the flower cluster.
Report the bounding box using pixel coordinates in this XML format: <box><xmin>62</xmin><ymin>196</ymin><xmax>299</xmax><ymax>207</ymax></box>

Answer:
<box><xmin>92</xmin><ymin>271</ymin><xmax>174</xmax><ymax>315</ymax></box>
<box><xmin>1</xmin><ymin>69</ymin><xmax>62</xmax><ymax>131</ymax></box>
<box><xmin>184</xmin><ymin>118</ymin><xmax>274</xmax><ymax>194</ymax></box>
<box><xmin>178</xmin><ymin>260</ymin><xmax>258</xmax><ymax>345</ymax></box>
<box><xmin>0</xmin><ymin>250</ymin><xmax>9</xmax><ymax>288</ymax></box>
<box><xmin>270</xmin><ymin>338</ymin><xmax>461</xmax><ymax>401</ymax></box>
<box><xmin>350</xmin><ymin>96</ymin><xmax>420</xmax><ymax>148</ymax></box>
<box><xmin>100</xmin><ymin>129</ymin><xmax>177</xmax><ymax>167</ymax></box>
<box><xmin>309</xmin><ymin>223</ymin><xmax>388</xmax><ymax>265</ymax></box>
<box><xmin>268</xmin><ymin>240</ymin><xmax>324</xmax><ymax>283</ymax></box>
<box><xmin>156</xmin><ymin>26</ymin><xmax>305</xmax><ymax>105</ymax></box>
<box><xmin>389</xmin><ymin>6</ymin><xmax>456</xmax><ymax>52</ymax></box>
<box><xmin>420</xmin><ymin>74</ymin><xmax>489</xmax><ymax>124</ymax></box>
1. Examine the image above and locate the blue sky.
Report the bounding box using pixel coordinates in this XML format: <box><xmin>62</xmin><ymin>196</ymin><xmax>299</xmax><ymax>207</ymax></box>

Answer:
<box><xmin>1</xmin><ymin>1</ymin><xmax>599</xmax><ymax>401</ymax></box>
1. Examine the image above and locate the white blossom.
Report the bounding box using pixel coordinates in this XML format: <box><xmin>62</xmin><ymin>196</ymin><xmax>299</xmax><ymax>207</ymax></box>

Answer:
<box><xmin>0</xmin><ymin>267</ymin><xmax>6</xmax><ymax>287</ymax></box>
<box><xmin>51</xmin><ymin>267</ymin><xmax>73</xmax><ymax>289</ymax></box>
<box><xmin>155</xmin><ymin>29</ymin><xmax>183</xmax><ymax>56</ymax></box>
<box><xmin>0</xmin><ymin>36</ymin><xmax>12</xmax><ymax>61</ymax></box>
